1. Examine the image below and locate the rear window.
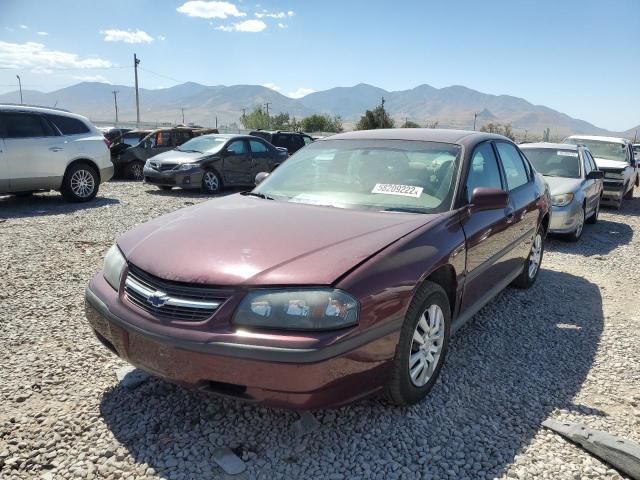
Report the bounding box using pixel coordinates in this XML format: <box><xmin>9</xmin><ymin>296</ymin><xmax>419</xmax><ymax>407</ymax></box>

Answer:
<box><xmin>45</xmin><ymin>114</ymin><xmax>90</xmax><ymax>135</ymax></box>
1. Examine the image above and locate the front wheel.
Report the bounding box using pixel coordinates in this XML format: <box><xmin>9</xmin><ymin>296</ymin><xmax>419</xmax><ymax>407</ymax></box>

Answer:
<box><xmin>511</xmin><ymin>226</ymin><xmax>545</xmax><ymax>289</ymax></box>
<box><xmin>61</xmin><ymin>163</ymin><xmax>99</xmax><ymax>202</ymax></box>
<box><xmin>125</xmin><ymin>161</ymin><xmax>144</xmax><ymax>181</ymax></box>
<box><xmin>386</xmin><ymin>281</ymin><xmax>450</xmax><ymax>406</ymax></box>
<box><xmin>201</xmin><ymin>170</ymin><xmax>222</xmax><ymax>194</ymax></box>
<box><xmin>567</xmin><ymin>205</ymin><xmax>585</xmax><ymax>242</ymax></box>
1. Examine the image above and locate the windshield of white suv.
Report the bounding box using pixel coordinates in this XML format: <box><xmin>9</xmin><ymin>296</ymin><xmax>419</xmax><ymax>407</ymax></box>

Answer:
<box><xmin>522</xmin><ymin>148</ymin><xmax>580</xmax><ymax>178</ymax></box>
<box><xmin>176</xmin><ymin>135</ymin><xmax>227</xmax><ymax>153</ymax></box>
<box><xmin>253</xmin><ymin>139</ymin><xmax>461</xmax><ymax>213</ymax></box>
<box><xmin>564</xmin><ymin>139</ymin><xmax>627</xmax><ymax>163</ymax></box>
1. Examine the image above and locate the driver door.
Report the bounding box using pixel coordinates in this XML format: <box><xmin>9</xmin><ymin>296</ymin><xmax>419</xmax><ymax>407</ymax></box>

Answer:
<box><xmin>222</xmin><ymin>140</ymin><xmax>251</xmax><ymax>185</ymax></box>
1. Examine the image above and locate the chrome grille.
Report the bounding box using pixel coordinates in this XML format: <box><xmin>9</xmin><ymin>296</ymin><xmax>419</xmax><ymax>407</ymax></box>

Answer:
<box><xmin>124</xmin><ymin>264</ymin><xmax>230</xmax><ymax>321</ymax></box>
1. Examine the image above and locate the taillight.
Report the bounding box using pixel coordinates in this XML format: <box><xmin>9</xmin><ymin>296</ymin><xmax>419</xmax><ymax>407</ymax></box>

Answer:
<box><xmin>103</xmin><ymin>138</ymin><xmax>110</xmax><ymax>148</ymax></box>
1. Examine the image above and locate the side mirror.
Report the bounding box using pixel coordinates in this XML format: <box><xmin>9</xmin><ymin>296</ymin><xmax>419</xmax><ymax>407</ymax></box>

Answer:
<box><xmin>255</xmin><ymin>172</ymin><xmax>270</xmax><ymax>186</ymax></box>
<box><xmin>587</xmin><ymin>170</ymin><xmax>604</xmax><ymax>180</ymax></box>
<box><xmin>470</xmin><ymin>187</ymin><xmax>509</xmax><ymax>212</ymax></box>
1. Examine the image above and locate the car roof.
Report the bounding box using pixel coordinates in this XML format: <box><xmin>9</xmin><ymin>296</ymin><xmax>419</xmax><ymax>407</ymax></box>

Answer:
<box><xmin>0</xmin><ymin>103</ymin><xmax>90</xmax><ymax>122</ymax></box>
<box><xmin>565</xmin><ymin>135</ymin><xmax>630</xmax><ymax>144</ymax></box>
<box><xmin>323</xmin><ymin>128</ymin><xmax>509</xmax><ymax>146</ymax></box>
<box><xmin>202</xmin><ymin>133</ymin><xmax>255</xmax><ymax>140</ymax></box>
<box><xmin>520</xmin><ymin>142</ymin><xmax>579</xmax><ymax>151</ymax></box>
<box><xmin>250</xmin><ymin>130</ymin><xmax>306</xmax><ymax>135</ymax></box>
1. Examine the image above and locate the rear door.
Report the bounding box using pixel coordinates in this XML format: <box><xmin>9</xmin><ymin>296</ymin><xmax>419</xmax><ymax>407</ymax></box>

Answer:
<box><xmin>0</xmin><ymin>111</ymin><xmax>65</xmax><ymax>191</ymax></box>
<box><xmin>249</xmin><ymin>139</ymin><xmax>274</xmax><ymax>176</ymax></box>
<box><xmin>222</xmin><ymin>139</ymin><xmax>251</xmax><ymax>185</ymax></box>
<box><xmin>581</xmin><ymin>150</ymin><xmax>597</xmax><ymax>216</ymax></box>
<box><xmin>460</xmin><ymin>142</ymin><xmax>513</xmax><ymax>313</ymax></box>
<box><xmin>494</xmin><ymin>141</ymin><xmax>538</xmax><ymax>265</ymax></box>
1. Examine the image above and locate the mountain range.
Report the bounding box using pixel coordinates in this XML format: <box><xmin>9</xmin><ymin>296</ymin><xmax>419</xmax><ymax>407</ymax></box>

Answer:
<box><xmin>0</xmin><ymin>81</ymin><xmax>637</xmax><ymax>138</ymax></box>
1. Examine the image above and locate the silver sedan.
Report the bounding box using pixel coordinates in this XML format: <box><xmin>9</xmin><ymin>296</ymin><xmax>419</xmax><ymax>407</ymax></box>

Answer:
<box><xmin>520</xmin><ymin>143</ymin><xmax>603</xmax><ymax>241</ymax></box>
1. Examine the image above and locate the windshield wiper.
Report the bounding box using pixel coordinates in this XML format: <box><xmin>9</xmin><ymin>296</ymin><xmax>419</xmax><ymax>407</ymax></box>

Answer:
<box><xmin>382</xmin><ymin>207</ymin><xmax>429</xmax><ymax>214</ymax></box>
<box><xmin>242</xmin><ymin>191</ymin><xmax>275</xmax><ymax>200</ymax></box>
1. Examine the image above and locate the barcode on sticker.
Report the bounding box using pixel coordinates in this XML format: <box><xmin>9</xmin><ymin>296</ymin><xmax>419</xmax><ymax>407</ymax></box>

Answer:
<box><xmin>372</xmin><ymin>184</ymin><xmax>423</xmax><ymax>198</ymax></box>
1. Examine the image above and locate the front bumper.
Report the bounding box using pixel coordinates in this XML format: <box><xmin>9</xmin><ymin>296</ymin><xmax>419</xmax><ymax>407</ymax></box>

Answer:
<box><xmin>601</xmin><ymin>180</ymin><xmax>625</xmax><ymax>204</ymax></box>
<box><xmin>549</xmin><ymin>201</ymin><xmax>582</xmax><ymax>234</ymax></box>
<box><xmin>143</xmin><ymin>165</ymin><xmax>204</xmax><ymax>188</ymax></box>
<box><xmin>84</xmin><ymin>273</ymin><xmax>398</xmax><ymax>409</ymax></box>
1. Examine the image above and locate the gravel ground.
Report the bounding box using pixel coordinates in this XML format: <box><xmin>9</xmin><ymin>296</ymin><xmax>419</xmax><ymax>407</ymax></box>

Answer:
<box><xmin>1</xmin><ymin>181</ymin><xmax>639</xmax><ymax>480</ymax></box>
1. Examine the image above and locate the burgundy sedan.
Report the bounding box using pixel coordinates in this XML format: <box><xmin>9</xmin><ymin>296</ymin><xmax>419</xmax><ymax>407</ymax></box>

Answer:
<box><xmin>85</xmin><ymin>129</ymin><xmax>550</xmax><ymax>409</ymax></box>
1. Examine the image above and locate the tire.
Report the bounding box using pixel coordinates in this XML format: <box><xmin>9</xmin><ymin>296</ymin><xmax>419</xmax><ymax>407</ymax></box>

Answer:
<box><xmin>201</xmin><ymin>170</ymin><xmax>222</xmax><ymax>194</ymax></box>
<box><xmin>567</xmin><ymin>205</ymin><xmax>585</xmax><ymax>242</ymax></box>
<box><xmin>511</xmin><ymin>225</ymin><xmax>545</xmax><ymax>289</ymax></box>
<box><xmin>158</xmin><ymin>186</ymin><xmax>173</xmax><ymax>191</ymax></box>
<box><xmin>624</xmin><ymin>183</ymin><xmax>634</xmax><ymax>200</ymax></box>
<box><xmin>586</xmin><ymin>198</ymin><xmax>600</xmax><ymax>224</ymax></box>
<box><xmin>125</xmin><ymin>161</ymin><xmax>144</xmax><ymax>181</ymax></box>
<box><xmin>61</xmin><ymin>163</ymin><xmax>99</xmax><ymax>203</ymax></box>
<box><xmin>386</xmin><ymin>281</ymin><xmax>450</xmax><ymax>406</ymax></box>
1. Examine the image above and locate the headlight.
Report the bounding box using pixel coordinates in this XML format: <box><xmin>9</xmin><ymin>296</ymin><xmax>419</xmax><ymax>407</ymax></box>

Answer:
<box><xmin>604</xmin><ymin>172</ymin><xmax>624</xmax><ymax>180</ymax></box>
<box><xmin>176</xmin><ymin>163</ymin><xmax>199</xmax><ymax>170</ymax></box>
<box><xmin>103</xmin><ymin>245</ymin><xmax>126</xmax><ymax>291</ymax></box>
<box><xmin>234</xmin><ymin>289</ymin><xmax>359</xmax><ymax>331</ymax></box>
<box><xmin>551</xmin><ymin>193</ymin><xmax>574</xmax><ymax>207</ymax></box>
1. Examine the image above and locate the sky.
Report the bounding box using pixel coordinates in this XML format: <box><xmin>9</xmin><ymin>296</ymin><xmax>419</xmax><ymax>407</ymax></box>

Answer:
<box><xmin>0</xmin><ymin>0</ymin><xmax>638</xmax><ymax>131</ymax></box>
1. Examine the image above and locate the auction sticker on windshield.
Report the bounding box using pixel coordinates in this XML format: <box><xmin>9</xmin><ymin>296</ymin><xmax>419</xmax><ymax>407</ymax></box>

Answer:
<box><xmin>557</xmin><ymin>151</ymin><xmax>578</xmax><ymax>157</ymax></box>
<box><xmin>372</xmin><ymin>184</ymin><xmax>423</xmax><ymax>198</ymax></box>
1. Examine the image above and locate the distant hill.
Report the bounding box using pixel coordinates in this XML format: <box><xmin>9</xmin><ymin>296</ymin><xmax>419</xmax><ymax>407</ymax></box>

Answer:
<box><xmin>0</xmin><ymin>81</ymin><xmax>634</xmax><ymax>136</ymax></box>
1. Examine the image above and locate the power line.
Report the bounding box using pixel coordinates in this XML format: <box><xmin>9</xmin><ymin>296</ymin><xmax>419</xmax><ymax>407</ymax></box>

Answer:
<box><xmin>137</xmin><ymin>66</ymin><xmax>185</xmax><ymax>84</ymax></box>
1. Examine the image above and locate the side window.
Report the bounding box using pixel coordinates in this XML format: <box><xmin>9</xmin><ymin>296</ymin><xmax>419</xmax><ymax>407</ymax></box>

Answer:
<box><xmin>1</xmin><ymin>113</ymin><xmax>50</xmax><ymax>138</ymax></box>
<box><xmin>227</xmin><ymin>140</ymin><xmax>248</xmax><ymax>155</ymax></box>
<box><xmin>45</xmin><ymin>114</ymin><xmax>89</xmax><ymax>135</ymax></box>
<box><xmin>274</xmin><ymin>135</ymin><xmax>289</xmax><ymax>149</ymax></box>
<box><xmin>174</xmin><ymin>130</ymin><xmax>192</xmax><ymax>146</ymax></box>
<box><xmin>582</xmin><ymin>151</ymin><xmax>592</xmax><ymax>176</ymax></box>
<box><xmin>586</xmin><ymin>151</ymin><xmax>598</xmax><ymax>172</ymax></box>
<box><xmin>153</xmin><ymin>131</ymin><xmax>172</xmax><ymax>148</ymax></box>
<box><xmin>249</xmin><ymin>140</ymin><xmax>268</xmax><ymax>153</ymax></box>
<box><xmin>495</xmin><ymin>142</ymin><xmax>530</xmax><ymax>190</ymax></box>
<box><xmin>466</xmin><ymin>142</ymin><xmax>503</xmax><ymax>202</ymax></box>
<box><xmin>303</xmin><ymin>136</ymin><xmax>314</xmax><ymax>145</ymax></box>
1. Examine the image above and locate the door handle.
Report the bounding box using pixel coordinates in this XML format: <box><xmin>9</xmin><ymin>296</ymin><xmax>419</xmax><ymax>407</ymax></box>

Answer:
<box><xmin>49</xmin><ymin>147</ymin><xmax>63</xmax><ymax>152</ymax></box>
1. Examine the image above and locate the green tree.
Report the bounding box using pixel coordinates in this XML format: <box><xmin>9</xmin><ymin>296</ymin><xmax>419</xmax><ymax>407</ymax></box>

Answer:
<box><xmin>300</xmin><ymin>114</ymin><xmax>343</xmax><ymax>133</ymax></box>
<box><xmin>480</xmin><ymin>122</ymin><xmax>516</xmax><ymax>141</ymax></box>
<box><xmin>356</xmin><ymin>98</ymin><xmax>394</xmax><ymax>130</ymax></box>
<box><xmin>271</xmin><ymin>112</ymin><xmax>292</xmax><ymax>130</ymax></box>
<box><xmin>401</xmin><ymin>119</ymin><xmax>420</xmax><ymax>128</ymax></box>
<box><xmin>240</xmin><ymin>107</ymin><xmax>270</xmax><ymax>129</ymax></box>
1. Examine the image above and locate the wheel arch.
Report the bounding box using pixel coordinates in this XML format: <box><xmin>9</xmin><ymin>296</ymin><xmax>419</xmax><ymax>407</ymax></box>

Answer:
<box><xmin>420</xmin><ymin>264</ymin><xmax>457</xmax><ymax>317</ymax></box>
<box><xmin>63</xmin><ymin>158</ymin><xmax>101</xmax><ymax>184</ymax></box>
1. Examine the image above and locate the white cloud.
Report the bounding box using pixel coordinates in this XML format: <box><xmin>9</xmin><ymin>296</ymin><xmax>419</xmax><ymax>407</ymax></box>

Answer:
<box><xmin>287</xmin><ymin>11</ymin><xmax>294</xmax><ymax>17</ymax></box>
<box><xmin>19</xmin><ymin>25</ymin><xmax>28</xmax><ymax>29</ymax></box>
<box><xmin>71</xmin><ymin>74</ymin><xmax>109</xmax><ymax>83</ymax></box>
<box><xmin>262</xmin><ymin>83</ymin><xmax>281</xmax><ymax>92</ymax></box>
<box><xmin>5</xmin><ymin>27</ymin><xmax>14</xmax><ymax>32</ymax></box>
<box><xmin>255</xmin><ymin>10</ymin><xmax>294</xmax><ymax>19</ymax></box>
<box><xmin>177</xmin><ymin>1</ymin><xmax>245</xmax><ymax>19</ymax></box>
<box><xmin>157</xmin><ymin>35</ymin><xmax>166</xmax><ymax>41</ymax></box>
<box><xmin>37</xmin><ymin>31</ymin><xmax>48</xmax><ymax>36</ymax></box>
<box><xmin>0</xmin><ymin>41</ymin><xmax>112</xmax><ymax>72</ymax></box>
<box><xmin>102</xmin><ymin>29</ymin><xmax>153</xmax><ymax>44</ymax></box>
<box><xmin>277</xmin><ymin>23</ymin><xmax>287</xmax><ymax>29</ymax></box>
<box><xmin>287</xmin><ymin>87</ymin><xmax>316</xmax><ymax>99</ymax></box>
<box><xmin>216</xmin><ymin>19</ymin><xmax>266</xmax><ymax>32</ymax></box>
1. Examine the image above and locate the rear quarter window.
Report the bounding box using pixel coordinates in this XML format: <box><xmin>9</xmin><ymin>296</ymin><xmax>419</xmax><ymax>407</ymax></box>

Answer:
<box><xmin>45</xmin><ymin>114</ymin><xmax>90</xmax><ymax>135</ymax></box>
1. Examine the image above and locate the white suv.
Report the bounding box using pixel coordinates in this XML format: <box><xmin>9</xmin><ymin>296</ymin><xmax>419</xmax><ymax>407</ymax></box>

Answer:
<box><xmin>0</xmin><ymin>105</ymin><xmax>113</xmax><ymax>202</ymax></box>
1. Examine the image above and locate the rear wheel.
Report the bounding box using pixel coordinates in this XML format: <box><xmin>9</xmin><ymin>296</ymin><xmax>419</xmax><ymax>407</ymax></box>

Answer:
<box><xmin>125</xmin><ymin>161</ymin><xmax>144</xmax><ymax>181</ymax></box>
<box><xmin>386</xmin><ymin>281</ymin><xmax>450</xmax><ymax>406</ymax></box>
<box><xmin>567</xmin><ymin>205</ymin><xmax>585</xmax><ymax>242</ymax></box>
<box><xmin>61</xmin><ymin>163</ymin><xmax>99</xmax><ymax>202</ymax></box>
<box><xmin>511</xmin><ymin>225</ymin><xmax>544</xmax><ymax>289</ymax></box>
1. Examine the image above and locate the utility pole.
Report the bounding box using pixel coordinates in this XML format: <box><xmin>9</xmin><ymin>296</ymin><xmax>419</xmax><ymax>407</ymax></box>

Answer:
<box><xmin>264</xmin><ymin>102</ymin><xmax>272</xmax><ymax>129</ymax></box>
<box><xmin>134</xmin><ymin>53</ymin><xmax>141</xmax><ymax>127</ymax></box>
<box><xmin>473</xmin><ymin>112</ymin><xmax>478</xmax><ymax>131</ymax></box>
<box><xmin>215</xmin><ymin>116</ymin><xmax>218</xmax><ymax>129</ymax></box>
<box><xmin>16</xmin><ymin>75</ymin><xmax>23</xmax><ymax>104</ymax></box>
<box><xmin>112</xmin><ymin>90</ymin><xmax>119</xmax><ymax>125</ymax></box>
<box><xmin>380</xmin><ymin>96</ymin><xmax>386</xmax><ymax>128</ymax></box>
<box><xmin>181</xmin><ymin>107</ymin><xmax>185</xmax><ymax>124</ymax></box>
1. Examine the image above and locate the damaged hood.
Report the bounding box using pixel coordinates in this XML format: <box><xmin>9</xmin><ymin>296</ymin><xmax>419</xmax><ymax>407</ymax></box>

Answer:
<box><xmin>117</xmin><ymin>194</ymin><xmax>437</xmax><ymax>286</ymax></box>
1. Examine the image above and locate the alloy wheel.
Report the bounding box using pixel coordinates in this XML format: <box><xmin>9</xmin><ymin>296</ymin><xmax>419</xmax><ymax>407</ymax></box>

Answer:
<box><xmin>528</xmin><ymin>233</ymin><xmax>542</xmax><ymax>279</ymax></box>
<box><xmin>204</xmin><ymin>172</ymin><xmax>219</xmax><ymax>192</ymax></box>
<box><xmin>408</xmin><ymin>304</ymin><xmax>445</xmax><ymax>387</ymax></box>
<box><xmin>575</xmin><ymin>208</ymin><xmax>585</xmax><ymax>238</ymax></box>
<box><xmin>70</xmin><ymin>169</ymin><xmax>95</xmax><ymax>198</ymax></box>
<box><xmin>130</xmin><ymin>163</ymin><xmax>144</xmax><ymax>180</ymax></box>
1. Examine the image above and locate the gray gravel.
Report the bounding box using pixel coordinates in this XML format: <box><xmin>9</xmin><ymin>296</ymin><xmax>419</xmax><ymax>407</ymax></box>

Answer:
<box><xmin>1</xmin><ymin>181</ymin><xmax>639</xmax><ymax>479</ymax></box>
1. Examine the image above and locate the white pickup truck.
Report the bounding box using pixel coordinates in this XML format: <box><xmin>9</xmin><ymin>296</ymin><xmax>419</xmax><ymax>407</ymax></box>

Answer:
<box><xmin>564</xmin><ymin>135</ymin><xmax>638</xmax><ymax>209</ymax></box>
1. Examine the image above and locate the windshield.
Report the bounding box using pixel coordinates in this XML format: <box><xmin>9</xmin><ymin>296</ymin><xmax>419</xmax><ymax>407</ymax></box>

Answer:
<box><xmin>523</xmin><ymin>148</ymin><xmax>581</xmax><ymax>178</ymax></box>
<box><xmin>565</xmin><ymin>138</ymin><xmax>627</xmax><ymax>162</ymax></box>
<box><xmin>177</xmin><ymin>135</ymin><xmax>227</xmax><ymax>153</ymax></box>
<box><xmin>253</xmin><ymin>139</ymin><xmax>461</xmax><ymax>213</ymax></box>
<box><xmin>122</xmin><ymin>132</ymin><xmax>147</xmax><ymax>146</ymax></box>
